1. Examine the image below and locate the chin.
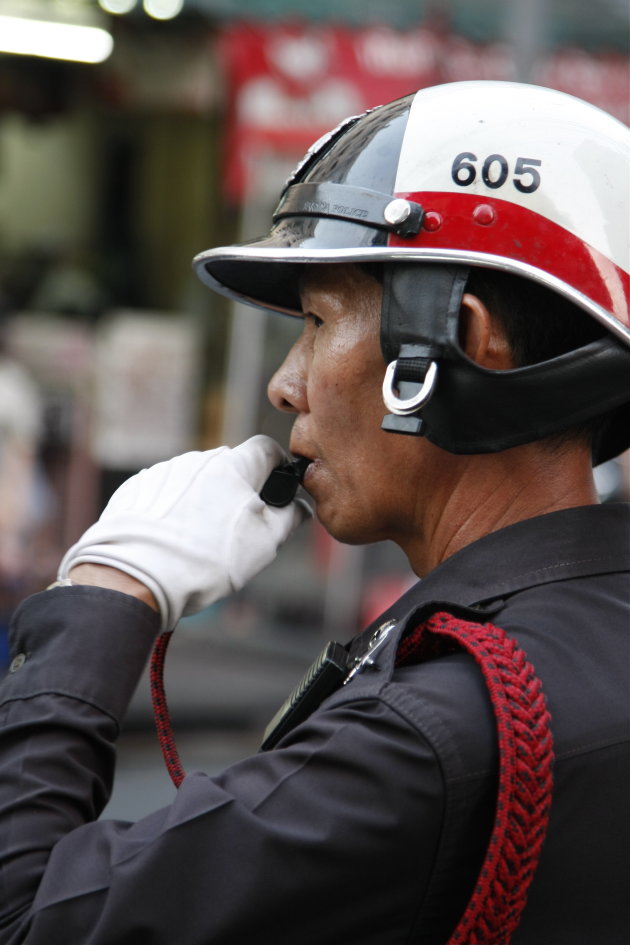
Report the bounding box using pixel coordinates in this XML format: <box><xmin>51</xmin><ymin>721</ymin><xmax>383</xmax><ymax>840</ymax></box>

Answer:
<box><xmin>315</xmin><ymin>503</ymin><xmax>382</xmax><ymax>547</ymax></box>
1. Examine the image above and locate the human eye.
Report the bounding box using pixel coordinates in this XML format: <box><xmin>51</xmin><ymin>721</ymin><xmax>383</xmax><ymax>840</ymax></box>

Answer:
<box><xmin>304</xmin><ymin>312</ymin><xmax>324</xmax><ymax>329</ymax></box>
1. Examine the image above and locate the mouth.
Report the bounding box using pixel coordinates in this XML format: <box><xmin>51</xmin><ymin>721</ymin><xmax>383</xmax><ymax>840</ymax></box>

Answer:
<box><xmin>290</xmin><ymin>455</ymin><xmax>312</xmax><ymax>484</ymax></box>
<box><xmin>289</xmin><ymin>450</ymin><xmax>316</xmax><ymax>489</ymax></box>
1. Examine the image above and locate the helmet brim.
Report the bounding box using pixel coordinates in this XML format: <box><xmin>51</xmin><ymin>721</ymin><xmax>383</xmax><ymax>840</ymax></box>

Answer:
<box><xmin>194</xmin><ymin>235</ymin><xmax>630</xmax><ymax>347</ymax></box>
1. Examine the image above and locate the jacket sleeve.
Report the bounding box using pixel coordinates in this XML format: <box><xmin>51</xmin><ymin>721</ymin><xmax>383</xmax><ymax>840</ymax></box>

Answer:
<box><xmin>0</xmin><ymin>587</ymin><xmax>461</xmax><ymax>945</ymax></box>
<box><xmin>0</xmin><ymin>587</ymin><xmax>160</xmax><ymax>939</ymax></box>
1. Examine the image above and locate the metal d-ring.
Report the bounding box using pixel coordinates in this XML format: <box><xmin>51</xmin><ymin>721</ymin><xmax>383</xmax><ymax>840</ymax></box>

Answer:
<box><xmin>382</xmin><ymin>359</ymin><xmax>438</xmax><ymax>416</ymax></box>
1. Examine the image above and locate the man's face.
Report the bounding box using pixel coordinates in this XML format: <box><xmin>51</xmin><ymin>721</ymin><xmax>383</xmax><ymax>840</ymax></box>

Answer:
<box><xmin>267</xmin><ymin>264</ymin><xmax>433</xmax><ymax>549</ymax></box>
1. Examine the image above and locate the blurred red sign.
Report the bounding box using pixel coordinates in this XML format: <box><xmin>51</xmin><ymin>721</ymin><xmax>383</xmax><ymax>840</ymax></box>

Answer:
<box><xmin>219</xmin><ymin>22</ymin><xmax>629</xmax><ymax>201</ymax></box>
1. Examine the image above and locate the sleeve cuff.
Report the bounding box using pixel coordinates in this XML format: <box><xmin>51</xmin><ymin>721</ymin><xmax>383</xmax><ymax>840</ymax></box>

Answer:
<box><xmin>1</xmin><ymin>586</ymin><xmax>161</xmax><ymax>725</ymax></box>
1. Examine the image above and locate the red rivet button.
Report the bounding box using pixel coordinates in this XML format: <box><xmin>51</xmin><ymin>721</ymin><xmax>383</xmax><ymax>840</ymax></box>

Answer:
<box><xmin>423</xmin><ymin>211</ymin><xmax>443</xmax><ymax>232</ymax></box>
<box><xmin>473</xmin><ymin>203</ymin><xmax>497</xmax><ymax>225</ymax></box>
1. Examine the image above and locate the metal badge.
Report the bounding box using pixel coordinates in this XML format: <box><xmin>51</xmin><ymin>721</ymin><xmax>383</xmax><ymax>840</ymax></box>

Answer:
<box><xmin>344</xmin><ymin>619</ymin><xmax>398</xmax><ymax>684</ymax></box>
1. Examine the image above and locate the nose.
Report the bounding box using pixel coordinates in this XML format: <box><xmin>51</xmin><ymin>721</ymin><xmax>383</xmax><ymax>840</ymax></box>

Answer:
<box><xmin>267</xmin><ymin>335</ymin><xmax>309</xmax><ymax>414</ymax></box>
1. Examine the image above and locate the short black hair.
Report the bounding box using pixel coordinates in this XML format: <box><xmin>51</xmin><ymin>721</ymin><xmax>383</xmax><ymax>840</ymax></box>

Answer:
<box><xmin>464</xmin><ymin>268</ymin><xmax>605</xmax><ymax>368</ymax></box>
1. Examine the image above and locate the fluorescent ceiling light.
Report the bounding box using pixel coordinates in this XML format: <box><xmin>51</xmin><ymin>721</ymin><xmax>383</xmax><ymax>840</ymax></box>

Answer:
<box><xmin>0</xmin><ymin>14</ymin><xmax>114</xmax><ymax>63</ymax></box>
<box><xmin>99</xmin><ymin>0</ymin><xmax>137</xmax><ymax>12</ymax></box>
<box><xmin>143</xmin><ymin>0</ymin><xmax>184</xmax><ymax>21</ymax></box>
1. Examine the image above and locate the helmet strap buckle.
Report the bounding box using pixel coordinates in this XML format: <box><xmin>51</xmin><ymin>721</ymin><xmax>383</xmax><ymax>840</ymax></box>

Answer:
<box><xmin>381</xmin><ymin>352</ymin><xmax>438</xmax><ymax>436</ymax></box>
<box><xmin>380</xmin><ymin>264</ymin><xmax>469</xmax><ymax>436</ymax></box>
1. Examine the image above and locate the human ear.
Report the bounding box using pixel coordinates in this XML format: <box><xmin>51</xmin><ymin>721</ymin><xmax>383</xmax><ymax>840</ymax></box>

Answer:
<box><xmin>458</xmin><ymin>292</ymin><xmax>514</xmax><ymax>370</ymax></box>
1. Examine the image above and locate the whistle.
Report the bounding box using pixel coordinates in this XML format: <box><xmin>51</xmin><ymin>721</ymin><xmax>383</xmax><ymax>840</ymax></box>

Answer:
<box><xmin>260</xmin><ymin>457</ymin><xmax>311</xmax><ymax>507</ymax></box>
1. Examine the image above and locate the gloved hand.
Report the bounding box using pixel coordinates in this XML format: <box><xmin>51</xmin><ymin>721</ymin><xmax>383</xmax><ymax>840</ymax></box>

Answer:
<box><xmin>58</xmin><ymin>436</ymin><xmax>310</xmax><ymax>631</ymax></box>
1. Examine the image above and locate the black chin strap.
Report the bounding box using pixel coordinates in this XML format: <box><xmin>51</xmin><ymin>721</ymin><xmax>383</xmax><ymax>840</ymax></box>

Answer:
<box><xmin>421</xmin><ymin>336</ymin><xmax>630</xmax><ymax>458</ymax></box>
<box><xmin>378</xmin><ymin>263</ymin><xmax>630</xmax><ymax>462</ymax></box>
<box><xmin>380</xmin><ymin>264</ymin><xmax>469</xmax><ymax>436</ymax></box>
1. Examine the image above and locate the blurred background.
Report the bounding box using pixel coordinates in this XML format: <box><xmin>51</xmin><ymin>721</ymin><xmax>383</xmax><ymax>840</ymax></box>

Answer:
<box><xmin>0</xmin><ymin>0</ymin><xmax>628</xmax><ymax>816</ymax></box>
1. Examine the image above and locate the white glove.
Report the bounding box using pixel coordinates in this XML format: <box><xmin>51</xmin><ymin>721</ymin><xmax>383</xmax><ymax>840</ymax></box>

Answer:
<box><xmin>58</xmin><ymin>435</ymin><xmax>310</xmax><ymax>630</ymax></box>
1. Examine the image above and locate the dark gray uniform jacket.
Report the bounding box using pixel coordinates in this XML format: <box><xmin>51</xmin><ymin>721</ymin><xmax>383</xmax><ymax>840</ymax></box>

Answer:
<box><xmin>0</xmin><ymin>504</ymin><xmax>628</xmax><ymax>944</ymax></box>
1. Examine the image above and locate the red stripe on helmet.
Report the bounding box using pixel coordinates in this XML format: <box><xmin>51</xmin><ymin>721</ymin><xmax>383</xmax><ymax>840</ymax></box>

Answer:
<box><xmin>389</xmin><ymin>191</ymin><xmax>630</xmax><ymax>329</ymax></box>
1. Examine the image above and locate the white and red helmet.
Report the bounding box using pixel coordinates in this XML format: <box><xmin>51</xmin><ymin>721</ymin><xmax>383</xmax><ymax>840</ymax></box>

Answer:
<box><xmin>194</xmin><ymin>81</ymin><xmax>630</xmax><ymax>463</ymax></box>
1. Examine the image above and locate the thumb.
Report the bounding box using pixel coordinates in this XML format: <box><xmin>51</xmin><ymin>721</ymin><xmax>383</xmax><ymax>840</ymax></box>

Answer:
<box><xmin>231</xmin><ymin>435</ymin><xmax>289</xmax><ymax>491</ymax></box>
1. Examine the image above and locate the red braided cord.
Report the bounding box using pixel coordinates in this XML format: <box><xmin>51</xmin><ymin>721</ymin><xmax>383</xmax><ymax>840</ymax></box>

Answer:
<box><xmin>150</xmin><ymin>631</ymin><xmax>186</xmax><ymax>788</ymax></box>
<box><xmin>397</xmin><ymin>611</ymin><xmax>554</xmax><ymax>945</ymax></box>
<box><xmin>150</xmin><ymin>611</ymin><xmax>554</xmax><ymax>939</ymax></box>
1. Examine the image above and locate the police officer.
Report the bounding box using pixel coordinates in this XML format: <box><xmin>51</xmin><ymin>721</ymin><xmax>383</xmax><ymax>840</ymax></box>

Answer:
<box><xmin>1</xmin><ymin>81</ymin><xmax>629</xmax><ymax>944</ymax></box>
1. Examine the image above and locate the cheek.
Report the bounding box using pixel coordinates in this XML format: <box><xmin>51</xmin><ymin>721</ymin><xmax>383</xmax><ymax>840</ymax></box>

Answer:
<box><xmin>310</xmin><ymin>356</ymin><xmax>384</xmax><ymax>447</ymax></box>
<box><xmin>315</xmin><ymin>323</ymin><xmax>384</xmax><ymax>413</ymax></box>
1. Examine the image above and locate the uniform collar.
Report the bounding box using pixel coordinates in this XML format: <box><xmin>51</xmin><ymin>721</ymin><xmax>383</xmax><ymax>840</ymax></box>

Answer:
<box><xmin>386</xmin><ymin>503</ymin><xmax>630</xmax><ymax>618</ymax></box>
<box><xmin>339</xmin><ymin>504</ymin><xmax>628</xmax><ymax>700</ymax></box>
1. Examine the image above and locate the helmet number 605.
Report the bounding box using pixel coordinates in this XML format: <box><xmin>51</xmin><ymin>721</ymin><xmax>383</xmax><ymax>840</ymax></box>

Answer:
<box><xmin>451</xmin><ymin>153</ymin><xmax>542</xmax><ymax>194</ymax></box>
